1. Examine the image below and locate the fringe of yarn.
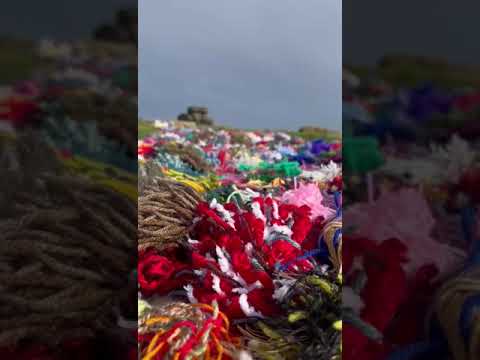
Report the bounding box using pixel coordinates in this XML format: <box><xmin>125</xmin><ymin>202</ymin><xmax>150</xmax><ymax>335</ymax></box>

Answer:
<box><xmin>240</xmin><ymin>270</ymin><xmax>342</xmax><ymax>360</ymax></box>
<box><xmin>161</xmin><ymin>142</ymin><xmax>213</xmax><ymax>174</ymax></box>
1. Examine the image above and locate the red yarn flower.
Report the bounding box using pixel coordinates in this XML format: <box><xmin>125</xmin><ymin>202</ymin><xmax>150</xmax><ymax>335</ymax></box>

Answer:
<box><xmin>343</xmin><ymin>237</ymin><xmax>409</xmax><ymax>359</ymax></box>
<box><xmin>0</xmin><ymin>98</ymin><xmax>40</xmax><ymax>127</ymax></box>
<box><xmin>138</xmin><ymin>250</ymin><xmax>192</xmax><ymax>297</ymax></box>
<box><xmin>138</xmin><ymin>143</ymin><xmax>155</xmax><ymax>158</ymax></box>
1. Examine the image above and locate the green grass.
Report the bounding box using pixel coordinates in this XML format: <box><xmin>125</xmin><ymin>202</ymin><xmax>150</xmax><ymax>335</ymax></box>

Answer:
<box><xmin>0</xmin><ymin>38</ymin><xmax>51</xmax><ymax>84</ymax></box>
<box><xmin>290</xmin><ymin>129</ymin><xmax>341</xmax><ymax>142</ymax></box>
<box><xmin>138</xmin><ymin>120</ymin><xmax>157</xmax><ymax>139</ymax></box>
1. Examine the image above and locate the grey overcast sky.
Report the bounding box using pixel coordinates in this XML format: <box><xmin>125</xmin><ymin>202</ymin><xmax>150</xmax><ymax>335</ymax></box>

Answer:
<box><xmin>344</xmin><ymin>0</ymin><xmax>480</xmax><ymax>66</ymax></box>
<box><xmin>0</xmin><ymin>0</ymin><xmax>135</xmax><ymax>40</ymax></box>
<box><xmin>139</xmin><ymin>0</ymin><xmax>342</xmax><ymax>131</ymax></box>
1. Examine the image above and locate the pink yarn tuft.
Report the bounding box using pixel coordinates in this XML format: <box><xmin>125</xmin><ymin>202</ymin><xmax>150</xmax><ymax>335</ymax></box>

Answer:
<box><xmin>281</xmin><ymin>183</ymin><xmax>335</xmax><ymax>221</ymax></box>
<box><xmin>345</xmin><ymin>188</ymin><xmax>465</xmax><ymax>276</ymax></box>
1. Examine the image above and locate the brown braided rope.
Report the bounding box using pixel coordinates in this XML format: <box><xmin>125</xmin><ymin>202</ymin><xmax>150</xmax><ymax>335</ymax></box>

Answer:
<box><xmin>138</xmin><ymin>178</ymin><xmax>203</xmax><ymax>251</ymax></box>
<box><xmin>0</xmin><ymin>170</ymin><xmax>136</xmax><ymax>346</ymax></box>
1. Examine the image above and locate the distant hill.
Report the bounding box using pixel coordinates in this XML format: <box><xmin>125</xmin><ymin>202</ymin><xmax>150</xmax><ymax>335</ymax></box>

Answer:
<box><xmin>346</xmin><ymin>54</ymin><xmax>480</xmax><ymax>88</ymax></box>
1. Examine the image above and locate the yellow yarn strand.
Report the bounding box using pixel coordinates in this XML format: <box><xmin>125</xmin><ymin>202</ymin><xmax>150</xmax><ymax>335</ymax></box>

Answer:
<box><xmin>62</xmin><ymin>156</ymin><xmax>137</xmax><ymax>200</ymax></box>
<box><xmin>192</xmin><ymin>303</ymin><xmax>230</xmax><ymax>330</ymax></box>
<box><xmin>321</xmin><ymin>220</ymin><xmax>342</xmax><ymax>272</ymax></box>
<box><xmin>212</xmin><ymin>334</ymin><xmax>224</xmax><ymax>360</ymax></box>
<box><xmin>145</xmin><ymin>316</ymin><xmax>173</xmax><ymax>326</ymax></box>
<box><xmin>143</xmin><ymin>331</ymin><xmax>165</xmax><ymax>360</ymax></box>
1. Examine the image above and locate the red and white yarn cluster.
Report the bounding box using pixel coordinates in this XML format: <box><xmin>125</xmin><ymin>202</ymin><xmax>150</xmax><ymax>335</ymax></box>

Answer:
<box><xmin>154</xmin><ymin>195</ymin><xmax>322</xmax><ymax>320</ymax></box>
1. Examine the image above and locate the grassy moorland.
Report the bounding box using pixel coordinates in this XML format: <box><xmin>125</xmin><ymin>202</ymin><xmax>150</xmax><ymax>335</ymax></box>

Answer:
<box><xmin>0</xmin><ymin>38</ymin><xmax>41</xmax><ymax>83</ymax></box>
<box><xmin>138</xmin><ymin>120</ymin><xmax>157</xmax><ymax>139</ymax></box>
<box><xmin>138</xmin><ymin>119</ymin><xmax>341</xmax><ymax>142</ymax></box>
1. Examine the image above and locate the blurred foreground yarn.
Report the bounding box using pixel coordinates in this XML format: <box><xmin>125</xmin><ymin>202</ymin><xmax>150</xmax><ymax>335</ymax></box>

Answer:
<box><xmin>343</xmin><ymin>60</ymin><xmax>480</xmax><ymax>360</ymax></box>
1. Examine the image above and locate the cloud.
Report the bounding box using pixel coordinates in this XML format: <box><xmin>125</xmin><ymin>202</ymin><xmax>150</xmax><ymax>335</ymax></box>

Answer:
<box><xmin>139</xmin><ymin>0</ymin><xmax>341</xmax><ymax>130</ymax></box>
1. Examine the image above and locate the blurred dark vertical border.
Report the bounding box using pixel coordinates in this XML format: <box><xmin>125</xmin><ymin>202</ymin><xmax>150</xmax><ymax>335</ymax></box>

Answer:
<box><xmin>343</xmin><ymin>1</ymin><xmax>480</xmax><ymax>359</ymax></box>
<box><xmin>0</xmin><ymin>1</ymin><xmax>137</xmax><ymax>359</ymax></box>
